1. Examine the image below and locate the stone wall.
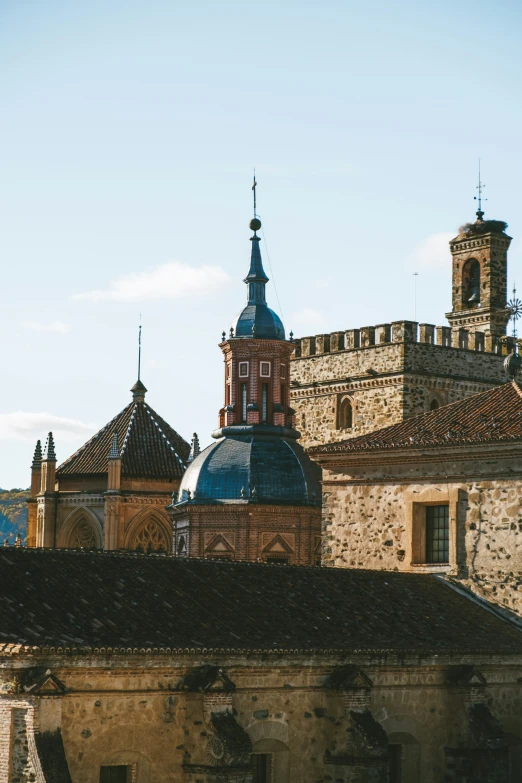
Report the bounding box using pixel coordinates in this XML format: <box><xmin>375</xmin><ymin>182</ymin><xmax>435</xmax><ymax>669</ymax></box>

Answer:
<box><xmin>290</xmin><ymin>321</ymin><xmax>507</xmax><ymax>448</ymax></box>
<box><xmin>319</xmin><ymin>446</ymin><xmax>522</xmax><ymax>618</ymax></box>
<box><xmin>1</xmin><ymin>654</ymin><xmax>522</xmax><ymax>783</ymax></box>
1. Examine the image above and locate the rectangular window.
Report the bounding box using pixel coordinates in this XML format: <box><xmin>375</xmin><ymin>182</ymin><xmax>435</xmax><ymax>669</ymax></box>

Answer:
<box><xmin>239</xmin><ymin>361</ymin><xmax>249</xmax><ymax>377</ymax></box>
<box><xmin>426</xmin><ymin>505</ymin><xmax>449</xmax><ymax>563</ymax></box>
<box><xmin>252</xmin><ymin>753</ymin><xmax>272</xmax><ymax>783</ymax></box>
<box><xmin>280</xmin><ymin>364</ymin><xmax>286</xmax><ymax>379</ymax></box>
<box><xmin>260</xmin><ymin>361</ymin><xmax>271</xmax><ymax>377</ymax></box>
<box><xmin>226</xmin><ymin>384</ymin><xmax>231</xmax><ymax>405</ymax></box>
<box><xmin>241</xmin><ymin>383</ymin><xmax>247</xmax><ymax>422</ymax></box>
<box><xmin>100</xmin><ymin>767</ymin><xmax>128</xmax><ymax>783</ymax></box>
<box><xmin>262</xmin><ymin>384</ymin><xmax>269</xmax><ymax>423</ymax></box>
<box><xmin>280</xmin><ymin>383</ymin><xmax>286</xmax><ymax>408</ymax></box>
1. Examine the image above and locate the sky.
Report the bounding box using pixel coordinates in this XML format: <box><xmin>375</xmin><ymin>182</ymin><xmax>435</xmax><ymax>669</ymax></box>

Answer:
<box><xmin>1</xmin><ymin>0</ymin><xmax>521</xmax><ymax>488</ymax></box>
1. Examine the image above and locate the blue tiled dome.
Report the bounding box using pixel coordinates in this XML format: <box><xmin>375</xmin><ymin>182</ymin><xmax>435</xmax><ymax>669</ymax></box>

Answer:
<box><xmin>177</xmin><ymin>430</ymin><xmax>321</xmax><ymax>506</ymax></box>
<box><xmin>232</xmin><ymin>303</ymin><xmax>285</xmax><ymax>339</ymax></box>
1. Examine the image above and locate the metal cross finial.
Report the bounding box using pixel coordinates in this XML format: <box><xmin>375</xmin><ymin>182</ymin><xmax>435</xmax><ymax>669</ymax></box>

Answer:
<box><xmin>252</xmin><ymin>170</ymin><xmax>257</xmax><ymax>218</ymax></box>
<box><xmin>507</xmin><ymin>282</ymin><xmax>522</xmax><ymax>343</ymax></box>
<box><xmin>474</xmin><ymin>158</ymin><xmax>487</xmax><ymax>218</ymax></box>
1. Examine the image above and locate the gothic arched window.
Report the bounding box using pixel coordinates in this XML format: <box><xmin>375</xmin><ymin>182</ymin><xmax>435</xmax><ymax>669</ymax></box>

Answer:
<box><xmin>462</xmin><ymin>259</ymin><xmax>480</xmax><ymax>306</ymax></box>
<box><xmin>132</xmin><ymin>518</ymin><xmax>169</xmax><ymax>553</ymax></box>
<box><xmin>338</xmin><ymin>397</ymin><xmax>353</xmax><ymax>430</ymax></box>
<box><xmin>430</xmin><ymin>398</ymin><xmax>440</xmax><ymax>411</ymax></box>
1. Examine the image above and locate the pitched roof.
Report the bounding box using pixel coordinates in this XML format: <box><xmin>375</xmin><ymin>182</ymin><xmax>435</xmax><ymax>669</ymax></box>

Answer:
<box><xmin>0</xmin><ymin>549</ymin><xmax>521</xmax><ymax>655</ymax></box>
<box><xmin>57</xmin><ymin>400</ymin><xmax>190</xmax><ymax>478</ymax></box>
<box><xmin>310</xmin><ymin>381</ymin><xmax>522</xmax><ymax>456</ymax></box>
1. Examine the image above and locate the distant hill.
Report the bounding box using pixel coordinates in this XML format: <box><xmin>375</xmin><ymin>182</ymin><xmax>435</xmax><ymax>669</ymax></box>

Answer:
<box><xmin>0</xmin><ymin>489</ymin><xmax>29</xmax><ymax>544</ymax></box>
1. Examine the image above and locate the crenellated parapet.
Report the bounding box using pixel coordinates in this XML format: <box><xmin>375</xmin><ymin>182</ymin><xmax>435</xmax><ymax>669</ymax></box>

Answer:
<box><xmin>292</xmin><ymin>320</ymin><xmax>514</xmax><ymax>359</ymax></box>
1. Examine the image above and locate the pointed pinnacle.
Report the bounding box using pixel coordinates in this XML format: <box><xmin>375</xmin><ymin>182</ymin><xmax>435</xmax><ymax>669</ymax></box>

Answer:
<box><xmin>32</xmin><ymin>440</ymin><xmax>42</xmax><ymax>469</ymax></box>
<box><xmin>109</xmin><ymin>431</ymin><xmax>120</xmax><ymax>459</ymax></box>
<box><xmin>43</xmin><ymin>432</ymin><xmax>56</xmax><ymax>461</ymax></box>
<box><xmin>187</xmin><ymin>433</ymin><xmax>201</xmax><ymax>464</ymax></box>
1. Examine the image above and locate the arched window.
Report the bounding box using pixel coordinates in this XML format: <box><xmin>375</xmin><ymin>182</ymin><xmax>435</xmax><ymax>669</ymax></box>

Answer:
<box><xmin>430</xmin><ymin>398</ymin><xmax>440</xmax><ymax>411</ymax></box>
<box><xmin>462</xmin><ymin>259</ymin><xmax>480</xmax><ymax>306</ymax></box>
<box><xmin>338</xmin><ymin>397</ymin><xmax>353</xmax><ymax>430</ymax></box>
<box><xmin>132</xmin><ymin>517</ymin><xmax>169</xmax><ymax>553</ymax></box>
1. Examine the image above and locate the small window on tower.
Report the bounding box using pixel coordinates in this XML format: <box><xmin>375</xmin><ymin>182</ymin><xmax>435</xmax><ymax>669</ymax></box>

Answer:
<box><xmin>260</xmin><ymin>361</ymin><xmax>271</xmax><ymax>377</ymax></box>
<box><xmin>280</xmin><ymin>364</ymin><xmax>286</xmax><ymax>379</ymax></box>
<box><xmin>239</xmin><ymin>362</ymin><xmax>249</xmax><ymax>377</ymax></box>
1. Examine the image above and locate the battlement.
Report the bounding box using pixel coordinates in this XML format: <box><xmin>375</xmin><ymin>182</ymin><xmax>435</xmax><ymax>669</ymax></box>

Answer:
<box><xmin>292</xmin><ymin>321</ymin><xmax>514</xmax><ymax>359</ymax></box>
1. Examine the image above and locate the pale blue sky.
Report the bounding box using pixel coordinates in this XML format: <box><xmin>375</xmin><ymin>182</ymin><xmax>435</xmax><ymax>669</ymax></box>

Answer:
<box><xmin>1</xmin><ymin>0</ymin><xmax>521</xmax><ymax>487</ymax></box>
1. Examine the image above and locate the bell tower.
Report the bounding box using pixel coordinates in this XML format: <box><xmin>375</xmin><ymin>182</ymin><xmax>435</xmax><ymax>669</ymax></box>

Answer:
<box><xmin>446</xmin><ymin>183</ymin><xmax>511</xmax><ymax>337</ymax></box>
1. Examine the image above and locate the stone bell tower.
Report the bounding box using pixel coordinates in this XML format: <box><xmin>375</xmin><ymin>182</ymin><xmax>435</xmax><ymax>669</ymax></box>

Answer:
<box><xmin>446</xmin><ymin>199</ymin><xmax>511</xmax><ymax>337</ymax></box>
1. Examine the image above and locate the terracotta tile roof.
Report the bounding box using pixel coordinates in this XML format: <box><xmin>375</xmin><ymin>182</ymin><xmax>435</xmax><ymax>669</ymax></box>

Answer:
<box><xmin>0</xmin><ymin>549</ymin><xmax>521</xmax><ymax>655</ymax></box>
<box><xmin>309</xmin><ymin>381</ymin><xmax>522</xmax><ymax>456</ymax></box>
<box><xmin>57</xmin><ymin>401</ymin><xmax>190</xmax><ymax>478</ymax></box>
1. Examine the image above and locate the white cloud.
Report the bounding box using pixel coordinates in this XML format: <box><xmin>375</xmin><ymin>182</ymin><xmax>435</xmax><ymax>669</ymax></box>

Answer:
<box><xmin>405</xmin><ymin>232</ymin><xmax>454</xmax><ymax>270</ymax></box>
<box><xmin>291</xmin><ymin>308</ymin><xmax>326</xmax><ymax>334</ymax></box>
<box><xmin>0</xmin><ymin>412</ymin><xmax>97</xmax><ymax>443</ymax></box>
<box><xmin>21</xmin><ymin>320</ymin><xmax>70</xmax><ymax>333</ymax></box>
<box><xmin>73</xmin><ymin>260</ymin><xmax>230</xmax><ymax>303</ymax></box>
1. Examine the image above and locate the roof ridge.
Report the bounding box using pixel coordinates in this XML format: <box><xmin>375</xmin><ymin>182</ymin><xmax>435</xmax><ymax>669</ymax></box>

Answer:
<box><xmin>143</xmin><ymin>403</ymin><xmax>187</xmax><ymax>470</ymax></box>
<box><xmin>120</xmin><ymin>403</ymin><xmax>138</xmax><ymax>457</ymax></box>
<box><xmin>57</xmin><ymin>402</ymin><xmax>134</xmax><ymax>471</ymax></box>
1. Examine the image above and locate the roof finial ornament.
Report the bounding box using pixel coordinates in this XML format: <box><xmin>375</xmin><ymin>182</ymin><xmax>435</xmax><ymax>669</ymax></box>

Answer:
<box><xmin>43</xmin><ymin>432</ymin><xmax>56</xmax><ymax>461</ymax></box>
<box><xmin>504</xmin><ymin>282</ymin><xmax>522</xmax><ymax>380</ymax></box>
<box><xmin>250</xmin><ymin>171</ymin><xmax>262</xmax><ymax>234</ymax></box>
<box><xmin>31</xmin><ymin>439</ymin><xmax>42</xmax><ymax>470</ymax></box>
<box><xmin>474</xmin><ymin>158</ymin><xmax>487</xmax><ymax>221</ymax></box>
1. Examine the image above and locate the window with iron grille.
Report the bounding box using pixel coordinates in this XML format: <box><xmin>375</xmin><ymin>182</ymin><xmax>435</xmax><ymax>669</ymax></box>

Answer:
<box><xmin>100</xmin><ymin>767</ymin><xmax>128</xmax><ymax>783</ymax></box>
<box><xmin>252</xmin><ymin>753</ymin><xmax>271</xmax><ymax>782</ymax></box>
<box><xmin>426</xmin><ymin>505</ymin><xmax>449</xmax><ymax>563</ymax></box>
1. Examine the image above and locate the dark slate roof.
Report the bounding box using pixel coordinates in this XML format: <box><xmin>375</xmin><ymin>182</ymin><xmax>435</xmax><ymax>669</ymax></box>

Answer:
<box><xmin>310</xmin><ymin>381</ymin><xmax>522</xmax><ymax>456</ymax></box>
<box><xmin>57</xmin><ymin>401</ymin><xmax>190</xmax><ymax>478</ymax></box>
<box><xmin>0</xmin><ymin>549</ymin><xmax>521</xmax><ymax>655</ymax></box>
<box><xmin>177</xmin><ymin>430</ymin><xmax>321</xmax><ymax>505</ymax></box>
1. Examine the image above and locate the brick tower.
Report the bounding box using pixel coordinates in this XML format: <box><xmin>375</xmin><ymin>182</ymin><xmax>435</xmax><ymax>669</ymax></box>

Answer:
<box><xmin>446</xmin><ymin>202</ymin><xmax>511</xmax><ymax>338</ymax></box>
<box><xmin>169</xmin><ymin>211</ymin><xmax>322</xmax><ymax>565</ymax></box>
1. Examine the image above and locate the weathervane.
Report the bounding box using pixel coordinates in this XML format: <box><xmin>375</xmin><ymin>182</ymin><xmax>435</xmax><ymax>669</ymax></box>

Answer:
<box><xmin>474</xmin><ymin>159</ymin><xmax>487</xmax><ymax>219</ymax></box>
<box><xmin>507</xmin><ymin>283</ymin><xmax>522</xmax><ymax>344</ymax></box>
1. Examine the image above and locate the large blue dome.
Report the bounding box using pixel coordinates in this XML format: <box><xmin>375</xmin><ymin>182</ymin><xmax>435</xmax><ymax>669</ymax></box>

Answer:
<box><xmin>176</xmin><ymin>428</ymin><xmax>321</xmax><ymax>506</ymax></box>
<box><xmin>232</xmin><ymin>303</ymin><xmax>285</xmax><ymax>339</ymax></box>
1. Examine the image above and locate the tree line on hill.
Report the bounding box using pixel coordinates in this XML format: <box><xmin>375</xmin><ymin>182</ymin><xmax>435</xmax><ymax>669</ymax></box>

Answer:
<box><xmin>0</xmin><ymin>488</ymin><xmax>28</xmax><ymax>544</ymax></box>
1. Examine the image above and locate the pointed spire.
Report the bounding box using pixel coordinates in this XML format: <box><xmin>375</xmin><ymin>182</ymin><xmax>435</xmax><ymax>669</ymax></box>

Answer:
<box><xmin>31</xmin><ymin>440</ymin><xmax>42</xmax><ymax>470</ymax></box>
<box><xmin>109</xmin><ymin>431</ymin><xmax>120</xmax><ymax>459</ymax></box>
<box><xmin>187</xmin><ymin>433</ymin><xmax>201</xmax><ymax>464</ymax></box>
<box><xmin>15</xmin><ymin>533</ymin><xmax>22</xmax><ymax>548</ymax></box>
<box><xmin>43</xmin><ymin>432</ymin><xmax>56</xmax><ymax>461</ymax></box>
<box><xmin>131</xmin><ymin>379</ymin><xmax>147</xmax><ymax>402</ymax></box>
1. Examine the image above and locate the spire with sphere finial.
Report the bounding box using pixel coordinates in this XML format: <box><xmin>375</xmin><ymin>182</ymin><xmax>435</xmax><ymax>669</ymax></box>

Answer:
<box><xmin>245</xmin><ymin>174</ymin><xmax>269</xmax><ymax>304</ymax></box>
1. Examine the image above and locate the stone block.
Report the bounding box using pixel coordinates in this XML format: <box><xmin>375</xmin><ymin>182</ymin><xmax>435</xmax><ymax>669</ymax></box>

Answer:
<box><xmin>360</xmin><ymin>326</ymin><xmax>375</xmax><ymax>348</ymax></box>
<box><xmin>392</xmin><ymin>321</ymin><xmax>418</xmax><ymax>343</ymax></box>
<box><xmin>436</xmin><ymin>326</ymin><xmax>452</xmax><ymax>347</ymax></box>
<box><xmin>345</xmin><ymin>329</ymin><xmax>360</xmax><ymax>350</ymax></box>
<box><xmin>330</xmin><ymin>331</ymin><xmax>345</xmax><ymax>352</ymax></box>
<box><xmin>419</xmin><ymin>324</ymin><xmax>435</xmax><ymax>344</ymax></box>
<box><xmin>375</xmin><ymin>324</ymin><xmax>391</xmax><ymax>344</ymax></box>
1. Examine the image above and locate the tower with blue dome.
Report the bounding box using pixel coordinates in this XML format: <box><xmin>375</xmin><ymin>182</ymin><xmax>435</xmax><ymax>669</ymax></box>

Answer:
<box><xmin>168</xmin><ymin>202</ymin><xmax>322</xmax><ymax>565</ymax></box>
